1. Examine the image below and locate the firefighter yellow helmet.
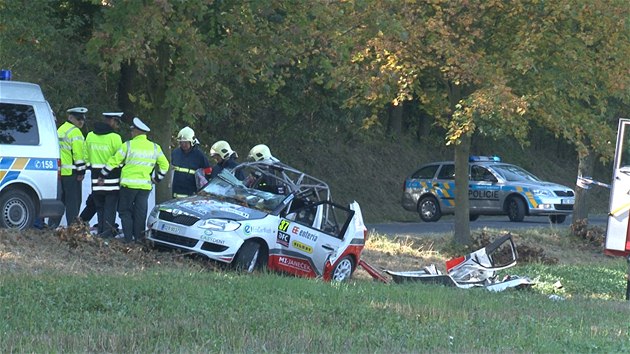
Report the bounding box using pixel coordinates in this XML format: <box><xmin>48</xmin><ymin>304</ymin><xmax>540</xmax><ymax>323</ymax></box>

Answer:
<box><xmin>177</xmin><ymin>126</ymin><xmax>195</xmax><ymax>143</ymax></box>
<box><xmin>248</xmin><ymin>144</ymin><xmax>273</xmax><ymax>161</ymax></box>
<box><xmin>210</xmin><ymin>140</ymin><xmax>234</xmax><ymax>159</ymax></box>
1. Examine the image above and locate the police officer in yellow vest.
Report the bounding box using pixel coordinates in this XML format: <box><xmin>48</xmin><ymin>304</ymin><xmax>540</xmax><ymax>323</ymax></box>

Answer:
<box><xmin>99</xmin><ymin>117</ymin><xmax>169</xmax><ymax>243</ymax></box>
<box><xmin>49</xmin><ymin>107</ymin><xmax>88</xmax><ymax>227</ymax></box>
<box><xmin>85</xmin><ymin>112</ymin><xmax>123</xmax><ymax>237</ymax></box>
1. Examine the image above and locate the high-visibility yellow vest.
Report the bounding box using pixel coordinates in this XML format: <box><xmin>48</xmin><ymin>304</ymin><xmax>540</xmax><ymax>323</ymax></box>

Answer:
<box><xmin>102</xmin><ymin>134</ymin><xmax>169</xmax><ymax>190</ymax></box>
<box><xmin>57</xmin><ymin>121</ymin><xmax>86</xmax><ymax>176</ymax></box>
<box><xmin>85</xmin><ymin>130</ymin><xmax>122</xmax><ymax>192</ymax></box>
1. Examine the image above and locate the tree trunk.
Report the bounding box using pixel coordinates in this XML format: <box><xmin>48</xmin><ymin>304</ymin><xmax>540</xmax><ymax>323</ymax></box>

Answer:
<box><xmin>387</xmin><ymin>103</ymin><xmax>403</xmax><ymax>136</ymax></box>
<box><xmin>453</xmin><ymin>134</ymin><xmax>472</xmax><ymax>245</ymax></box>
<box><xmin>572</xmin><ymin>146</ymin><xmax>596</xmax><ymax>226</ymax></box>
<box><xmin>416</xmin><ymin>109</ymin><xmax>431</xmax><ymax>140</ymax></box>
<box><xmin>146</xmin><ymin>40</ymin><xmax>173</xmax><ymax>204</ymax></box>
<box><xmin>118</xmin><ymin>61</ymin><xmax>135</xmax><ymax>116</ymax></box>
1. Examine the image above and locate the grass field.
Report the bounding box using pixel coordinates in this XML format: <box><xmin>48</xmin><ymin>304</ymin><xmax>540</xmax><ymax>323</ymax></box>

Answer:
<box><xmin>1</xmin><ymin>226</ymin><xmax>629</xmax><ymax>353</ymax></box>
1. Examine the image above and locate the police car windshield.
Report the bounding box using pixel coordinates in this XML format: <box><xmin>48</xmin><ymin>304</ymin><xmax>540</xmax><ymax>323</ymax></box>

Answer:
<box><xmin>490</xmin><ymin>164</ymin><xmax>541</xmax><ymax>182</ymax></box>
<box><xmin>198</xmin><ymin>170</ymin><xmax>287</xmax><ymax>212</ymax></box>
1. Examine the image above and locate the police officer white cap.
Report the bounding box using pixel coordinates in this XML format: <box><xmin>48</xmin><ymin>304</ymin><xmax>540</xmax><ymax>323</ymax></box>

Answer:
<box><xmin>67</xmin><ymin>107</ymin><xmax>88</xmax><ymax>119</ymax></box>
<box><xmin>130</xmin><ymin>117</ymin><xmax>151</xmax><ymax>132</ymax></box>
<box><xmin>102</xmin><ymin>112</ymin><xmax>124</xmax><ymax>120</ymax></box>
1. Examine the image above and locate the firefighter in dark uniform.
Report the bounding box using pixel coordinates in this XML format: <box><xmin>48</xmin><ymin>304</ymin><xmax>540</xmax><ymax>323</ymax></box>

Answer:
<box><xmin>99</xmin><ymin>117</ymin><xmax>169</xmax><ymax>243</ymax></box>
<box><xmin>245</xmin><ymin>144</ymin><xmax>285</xmax><ymax>194</ymax></box>
<box><xmin>85</xmin><ymin>112</ymin><xmax>123</xmax><ymax>237</ymax></box>
<box><xmin>171</xmin><ymin>126</ymin><xmax>212</xmax><ymax>198</ymax></box>
<box><xmin>209</xmin><ymin>140</ymin><xmax>244</xmax><ymax>180</ymax></box>
<box><xmin>49</xmin><ymin>107</ymin><xmax>87</xmax><ymax>227</ymax></box>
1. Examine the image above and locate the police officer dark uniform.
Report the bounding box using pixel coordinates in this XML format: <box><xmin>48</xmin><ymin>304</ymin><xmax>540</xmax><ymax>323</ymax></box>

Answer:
<box><xmin>171</xmin><ymin>126</ymin><xmax>211</xmax><ymax>198</ymax></box>
<box><xmin>85</xmin><ymin>112</ymin><xmax>123</xmax><ymax>237</ymax></box>
<box><xmin>99</xmin><ymin>117</ymin><xmax>169</xmax><ymax>243</ymax></box>
<box><xmin>49</xmin><ymin>107</ymin><xmax>88</xmax><ymax>227</ymax></box>
<box><xmin>209</xmin><ymin>140</ymin><xmax>244</xmax><ymax>180</ymax></box>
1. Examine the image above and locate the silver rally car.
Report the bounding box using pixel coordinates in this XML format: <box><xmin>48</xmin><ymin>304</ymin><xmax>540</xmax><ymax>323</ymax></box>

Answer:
<box><xmin>147</xmin><ymin>162</ymin><xmax>367</xmax><ymax>281</ymax></box>
<box><xmin>402</xmin><ymin>156</ymin><xmax>575</xmax><ymax>223</ymax></box>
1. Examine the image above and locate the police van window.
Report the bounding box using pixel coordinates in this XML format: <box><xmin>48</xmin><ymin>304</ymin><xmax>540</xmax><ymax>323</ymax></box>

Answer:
<box><xmin>619</xmin><ymin>127</ymin><xmax>630</xmax><ymax>169</ymax></box>
<box><xmin>437</xmin><ymin>164</ymin><xmax>455</xmax><ymax>180</ymax></box>
<box><xmin>411</xmin><ymin>165</ymin><xmax>439</xmax><ymax>179</ymax></box>
<box><xmin>0</xmin><ymin>103</ymin><xmax>39</xmax><ymax>145</ymax></box>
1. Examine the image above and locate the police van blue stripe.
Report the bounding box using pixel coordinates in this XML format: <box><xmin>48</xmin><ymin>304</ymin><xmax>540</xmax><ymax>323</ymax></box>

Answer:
<box><xmin>0</xmin><ymin>157</ymin><xmax>16</xmax><ymax>169</ymax></box>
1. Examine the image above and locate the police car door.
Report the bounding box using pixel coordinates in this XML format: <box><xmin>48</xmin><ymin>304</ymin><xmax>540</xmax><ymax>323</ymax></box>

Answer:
<box><xmin>605</xmin><ymin>118</ymin><xmax>630</xmax><ymax>256</ymax></box>
<box><xmin>275</xmin><ymin>201</ymin><xmax>351</xmax><ymax>276</ymax></box>
<box><xmin>469</xmin><ymin>165</ymin><xmax>500</xmax><ymax>212</ymax></box>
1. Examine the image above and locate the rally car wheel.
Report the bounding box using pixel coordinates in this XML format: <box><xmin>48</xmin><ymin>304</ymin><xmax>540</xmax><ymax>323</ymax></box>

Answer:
<box><xmin>418</xmin><ymin>196</ymin><xmax>441</xmax><ymax>222</ymax></box>
<box><xmin>234</xmin><ymin>241</ymin><xmax>266</xmax><ymax>273</ymax></box>
<box><xmin>469</xmin><ymin>214</ymin><xmax>480</xmax><ymax>222</ymax></box>
<box><xmin>0</xmin><ymin>189</ymin><xmax>36</xmax><ymax>230</ymax></box>
<box><xmin>331</xmin><ymin>256</ymin><xmax>354</xmax><ymax>282</ymax></box>
<box><xmin>506</xmin><ymin>197</ymin><xmax>526</xmax><ymax>222</ymax></box>
<box><xmin>549</xmin><ymin>215</ymin><xmax>566</xmax><ymax>224</ymax></box>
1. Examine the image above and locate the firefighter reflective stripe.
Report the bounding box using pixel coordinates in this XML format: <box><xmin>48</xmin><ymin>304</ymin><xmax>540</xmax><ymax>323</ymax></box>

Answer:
<box><xmin>173</xmin><ymin>193</ymin><xmax>190</xmax><ymax>198</ymax></box>
<box><xmin>58</xmin><ymin>121</ymin><xmax>86</xmax><ymax>176</ymax></box>
<box><xmin>173</xmin><ymin>166</ymin><xmax>196</xmax><ymax>174</ymax></box>
<box><xmin>102</xmin><ymin>135</ymin><xmax>169</xmax><ymax>191</ymax></box>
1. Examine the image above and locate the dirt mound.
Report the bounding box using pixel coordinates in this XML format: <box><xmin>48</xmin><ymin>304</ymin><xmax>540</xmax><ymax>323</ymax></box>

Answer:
<box><xmin>0</xmin><ymin>224</ymin><xmax>215</xmax><ymax>274</ymax></box>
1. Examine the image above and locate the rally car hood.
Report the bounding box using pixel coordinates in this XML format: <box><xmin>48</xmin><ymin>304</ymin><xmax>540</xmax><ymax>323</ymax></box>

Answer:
<box><xmin>157</xmin><ymin>195</ymin><xmax>268</xmax><ymax>221</ymax></box>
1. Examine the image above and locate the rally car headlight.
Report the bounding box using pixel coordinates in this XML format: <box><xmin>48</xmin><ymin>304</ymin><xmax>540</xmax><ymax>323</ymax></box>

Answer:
<box><xmin>149</xmin><ymin>206</ymin><xmax>160</xmax><ymax>219</ymax></box>
<box><xmin>198</xmin><ymin>219</ymin><xmax>241</xmax><ymax>231</ymax></box>
<box><xmin>532</xmin><ymin>189</ymin><xmax>553</xmax><ymax>197</ymax></box>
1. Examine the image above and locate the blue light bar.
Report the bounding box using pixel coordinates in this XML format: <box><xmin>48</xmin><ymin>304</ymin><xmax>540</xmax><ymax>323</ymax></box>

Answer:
<box><xmin>0</xmin><ymin>69</ymin><xmax>12</xmax><ymax>81</ymax></box>
<box><xmin>469</xmin><ymin>155</ymin><xmax>501</xmax><ymax>162</ymax></box>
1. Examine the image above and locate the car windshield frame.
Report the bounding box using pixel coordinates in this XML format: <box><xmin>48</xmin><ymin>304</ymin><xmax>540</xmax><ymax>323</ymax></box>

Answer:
<box><xmin>197</xmin><ymin>170</ymin><xmax>288</xmax><ymax>213</ymax></box>
<box><xmin>488</xmin><ymin>164</ymin><xmax>542</xmax><ymax>182</ymax></box>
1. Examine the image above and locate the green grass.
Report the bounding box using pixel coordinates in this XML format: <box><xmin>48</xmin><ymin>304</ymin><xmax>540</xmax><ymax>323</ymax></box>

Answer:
<box><xmin>2</xmin><ymin>266</ymin><xmax>629</xmax><ymax>353</ymax></box>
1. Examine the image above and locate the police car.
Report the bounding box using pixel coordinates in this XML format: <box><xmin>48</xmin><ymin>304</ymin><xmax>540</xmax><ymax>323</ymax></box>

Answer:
<box><xmin>401</xmin><ymin>156</ymin><xmax>575</xmax><ymax>223</ymax></box>
<box><xmin>0</xmin><ymin>70</ymin><xmax>64</xmax><ymax>230</ymax></box>
<box><xmin>147</xmin><ymin>162</ymin><xmax>367</xmax><ymax>281</ymax></box>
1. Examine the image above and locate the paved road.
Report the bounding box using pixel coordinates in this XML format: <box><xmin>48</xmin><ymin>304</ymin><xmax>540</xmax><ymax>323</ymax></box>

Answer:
<box><xmin>366</xmin><ymin>215</ymin><xmax>608</xmax><ymax>237</ymax></box>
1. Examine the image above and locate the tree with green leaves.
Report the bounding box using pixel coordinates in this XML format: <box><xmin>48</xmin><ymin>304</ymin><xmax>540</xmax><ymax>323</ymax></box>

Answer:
<box><xmin>0</xmin><ymin>0</ymin><xmax>106</xmax><ymax>114</ymax></box>
<box><xmin>520</xmin><ymin>0</ymin><xmax>630</xmax><ymax>226</ymax></box>
<box><xmin>335</xmin><ymin>0</ymin><xmax>534</xmax><ymax>244</ymax></box>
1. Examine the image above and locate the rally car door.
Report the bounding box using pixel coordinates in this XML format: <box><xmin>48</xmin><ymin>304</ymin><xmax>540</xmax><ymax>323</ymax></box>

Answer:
<box><xmin>275</xmin><ymin>201</ymin><xmax>354</xmax><ymax>276</ymax></box>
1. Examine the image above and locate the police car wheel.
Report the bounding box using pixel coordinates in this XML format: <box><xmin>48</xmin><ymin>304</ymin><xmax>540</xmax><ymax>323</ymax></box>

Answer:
<box><xmin>418</xmin><ymin>196</ymin><xmax>441</xmax><ymax>222</ymax></box>
<box><xmin>234</xmin><ymin>241</ymin><xmax>267</xmax><ymax>273</ymax></box>
<box><xmin>0</xmin><ymin>189</ymin><xmax>36</xmax><ymax>230</ymax></box>
<box><xmin>506</xmin><ymin>197</ymin><xmax>526</xmax><ymax>222</ymax></box>
<box><xmin>549</xmin><ymin>215</ymin><xmax>566</xmax><ymax>224</ymax></box>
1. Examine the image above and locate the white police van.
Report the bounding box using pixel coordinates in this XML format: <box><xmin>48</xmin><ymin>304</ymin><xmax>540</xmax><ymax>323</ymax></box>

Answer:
<box><xmin>0</xmin><ymin>70</ymin><xmax>64</xmax><ymax>230</ymax></box>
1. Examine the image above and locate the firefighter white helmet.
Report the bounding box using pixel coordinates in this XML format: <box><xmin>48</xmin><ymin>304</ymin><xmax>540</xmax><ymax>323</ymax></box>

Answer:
<box><xmin>210</xmin><ymin>140</ymin><xmax>235</xmax><ymax>159</ymax></box>
<box><xmin>177</xmin><ymin>126</ymin><xmax>195</xmax><ymax>143</ymax></box>
<box><xmin>248</xmin><ymin>144</ymin><xmax>273</xmax><ymax>161</ymax></box>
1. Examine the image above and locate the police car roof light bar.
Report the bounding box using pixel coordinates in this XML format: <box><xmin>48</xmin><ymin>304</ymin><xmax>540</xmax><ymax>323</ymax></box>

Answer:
<box><xmin>0</xmin><ymin>70</ymin><xmax>12</xmax><ymax>81</ymax></box>
<box><xmin>469</xmin><ymin>155</ymin><xmax>501</xmax><ymax>162</ymax></box>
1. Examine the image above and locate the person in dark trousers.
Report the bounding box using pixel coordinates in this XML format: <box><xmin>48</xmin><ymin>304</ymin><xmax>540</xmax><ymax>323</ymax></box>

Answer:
<box><xmin>49</xmin><ymin>107</ymin><xmax>87</xmax><ymax>228</ymax></box>
<box><xmin>99</xmin><ymin>117</ymin><xmax>169</xmax><ymax>243</ymax></box>
<box><xmin>79</xmin><ymin>193</ymin><xmax>96</xmax><ymax>225</ymax></box>
<box><xmin>171</xmin><ymin>126</ymin><xmax>211</xmax><ymax>198</ymax></box>
<box><xmin>209</xmin><ymin>140</ymin><xmax>244</xmax><ymax>180</ymax></box>
<box><xmin>85</xmin><ymin>112</ymin><xmax>123</xmax><ymax>237</ymax></box>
